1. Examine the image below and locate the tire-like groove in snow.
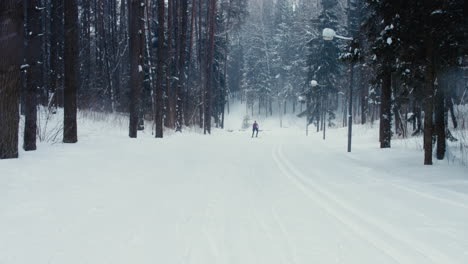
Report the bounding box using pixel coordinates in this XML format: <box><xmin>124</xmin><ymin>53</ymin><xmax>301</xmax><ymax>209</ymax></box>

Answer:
<box><xmin>272</xmin><ymin>143</ymin><xmax>459</xmax><ymax>264</ymax></box>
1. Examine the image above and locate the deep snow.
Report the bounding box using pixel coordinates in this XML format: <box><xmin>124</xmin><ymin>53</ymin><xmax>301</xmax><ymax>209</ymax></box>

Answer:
<box><xmin>1</xmin><ymin>103</ymin><xmax>467</xmax><ymax>264</ymax></box>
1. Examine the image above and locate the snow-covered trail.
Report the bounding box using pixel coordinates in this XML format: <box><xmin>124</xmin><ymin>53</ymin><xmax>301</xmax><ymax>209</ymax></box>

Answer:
<box><xmin>1</xmin><ymin>125</ymin><xmax>467</xmax><ymax>264</ymax></box>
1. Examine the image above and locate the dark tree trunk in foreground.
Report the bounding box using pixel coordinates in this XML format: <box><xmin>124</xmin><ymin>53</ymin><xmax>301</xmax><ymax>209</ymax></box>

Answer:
<box><xmin>63</xmin><ymin>0</ymin><xmax>79</xmax><ymax>143</ymax></box>
<box><xmin>380</xmin><ymin>64</ymin><xmax>392</xmax><ymax>148</ymax></box>
<box><xmin>128</xmin><ymin>0</ymin><xmax>145</xmax><ymax>138</ymax></box>
<box><xmin>24</xmin><ymin>0</ymin><xmax>43</xmax><ymax>151</ymax></box>
<box><xmin>155</xmin><ymin>0</ymin><xmax>165</xmax><ymax>138</ymax></box>
<box><xmin>0</xmin><ymin>0</ymin><xmax>23</xmax><ymax>159</ymax></box>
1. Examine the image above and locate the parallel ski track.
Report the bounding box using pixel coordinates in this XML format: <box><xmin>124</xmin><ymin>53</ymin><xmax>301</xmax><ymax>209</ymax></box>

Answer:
<box><xmin>272</xmin><ymin>143</ymin><xmax>459</xmax><ymax>264</ymax></box>
<box><xmin>342</xmin><ymin>154</ymin><xmax>468</xmax><ymax>211</ymax></box>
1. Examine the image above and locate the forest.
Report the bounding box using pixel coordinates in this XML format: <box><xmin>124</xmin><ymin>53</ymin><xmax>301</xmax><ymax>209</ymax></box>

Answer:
<box><xmin>1</xmin><ymin>1</ymin><xmax>468</xmax><ymax>263</ymax></box>
<box><xmin>0</xmin><ymin>0</ymin><xmax>466</xmax><ymax>165</ymax></box>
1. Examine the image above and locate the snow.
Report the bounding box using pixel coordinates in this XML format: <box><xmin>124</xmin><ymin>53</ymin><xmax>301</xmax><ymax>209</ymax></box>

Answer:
<box><xmin>1</xmin><ymin>104</ymin><xmax>467</xmax><ymax>264</ymax></box>
<box><xmin>387</xmin><ymin>37</ymin><xmax>393</xmax><ymax>45</ymax></box>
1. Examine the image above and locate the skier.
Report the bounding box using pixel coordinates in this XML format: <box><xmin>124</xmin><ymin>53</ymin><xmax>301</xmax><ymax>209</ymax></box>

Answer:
<box><xmin>252</xmin><ymin>121</ymin><xmax>259</xmax><ymax>138</ymax></box>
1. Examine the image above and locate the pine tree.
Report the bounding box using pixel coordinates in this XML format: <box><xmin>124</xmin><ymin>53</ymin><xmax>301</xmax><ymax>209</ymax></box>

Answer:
<box><xmin>307</xmin><ymin>0</ymin><xmax>342</xmax><ymax>130</ymax></box>
<box><xmin>364</xmin><ymin>0</ymin><xmax>403</xmax><ymax>148</ymax></box>
<box><xmin>272</xmin><ymin>0</ymin><xmax>294</xmax><ymax>111</ymax></box>
<box><xmin>289</xmin><ymin>0</ymin><xmax>315</xmax><ymax>113</ymax></box>
<box><xmin>241</xmin><ymin>0</ymin><xmax>275</xmax><ymax>116</ymax></box>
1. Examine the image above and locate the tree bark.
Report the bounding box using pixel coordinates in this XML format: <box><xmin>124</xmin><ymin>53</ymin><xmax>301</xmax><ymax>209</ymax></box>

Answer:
<box><xmin>0</xmin><ymin>0</ymin><xmax>23</xmax><ymax>159</ymax></box>
<box><xmin>82</xmin><ymin>0</ymin><xmax>91</xmax><ymax>107</ymax></box>
<box><xmin>49</xmin><ymin>0</ymin><xmax>63</xmax><ymax>108</ymax></box>
<box><xmin>434</xmin><ymin>79</ymin><xmax>445</xmax><ymax>160</ymax></box>
<box><xmin>184</xmin><ymin>0</ymin><xmax>196</xmax><ymax>126</ymax></box>
<box><xmin>165</xmin><ymin>0</ymin><xmax>175</xmax><ymax>128</ymax></box>
<box><xmin>24</xmin><ymin>0</ymin><xmax>43</xmax><ymax>151</ymax></box>
<box><xmin>423</xmin><ymin>37</ymin><xmax>434</xmax><ymax>165</ymax></box>
<box><xmin>155</xmin><ymin>0</ymin><xmax>165</xmax><ymax>138</ymax></box>
<box><xmin>204</xmin><ymin>0</ymin><xmax>217</xmax><ymax>134</ymax></box>
<box><xmin>176</xmin><ymin>0</ymin><xmax>188</xmax><ymax>132</ymax></box>
<box><xmin>128</xmin><ymin>0</ymin><xmax>145</xmax><ymax>138</ymax></box>
<box><xmin>63</xmin><ymin>0</ymin><xmax>79</xmax><ymax>143</ymax></box>
<box><xmin>360</xmin><ymin>69</ymin><xmax>368</xmax><ymax>125</ymax></box>
<box><xmin>380</xmin><ymin>64</ymin><xmax>392</xmax><ymax>148</ymax></box>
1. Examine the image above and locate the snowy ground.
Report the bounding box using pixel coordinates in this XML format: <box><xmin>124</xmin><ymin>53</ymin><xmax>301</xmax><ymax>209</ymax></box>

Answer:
<box><xmin>1</xmin><ymin>104</ymin><xmax>468</xmax><ymax>264</ymax></box>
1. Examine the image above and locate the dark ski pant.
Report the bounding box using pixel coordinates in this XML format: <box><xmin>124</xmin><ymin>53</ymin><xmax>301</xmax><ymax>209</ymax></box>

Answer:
<box><xmin>252</xmin><ymin>128</ymin><xmax>259</xmax><ymax>137</ymax></box>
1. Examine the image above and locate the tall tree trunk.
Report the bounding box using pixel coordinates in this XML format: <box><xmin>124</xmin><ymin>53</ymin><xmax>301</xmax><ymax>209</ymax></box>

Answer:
<box><xmin>360</xmin><ymin>67</ymin><xmax>368</xmax><ymax>125</ymax></box>
<box><xmin>204</xmin><ymin>0</ymin><xmax>217</xmax><ymax>134</ymax></box>
<box><xmin>128</xmin><ymin>0</ymin><xmax>145</xmax><ymax>138</ymax></box>
<box><xmin>0</xmin><ymin>0</ymin><xmax>23</xmax><ymax>159</ymax></box>
<box><xmin>96</xmin><ymin>0</ymin><xmax>107</xmax><ymax>110</ymax></box>
<box><xmin>50</xmin><ymin>0</ymin><xmax>63</xmax><ymax>108</ymax></box>
<box><xmin>185</xmin><ymin>0</ymin><xmax>196</xmax><ymax>127</ymax></box>
<box><xmin>63</xmin><ymin>0</ymin><xmax>78</xmax><ymax>143</ymax></box>
<box><xmin>423</xmin><ymin>37</ymin><xmax>434</xmax><ymax>165</ymax></box>
<box><xmin>165</xmin><ymin>0</ymin><xmax>174</xmax><ymax>128</ymax></box>
<box><xmin>198</xmin><ymin>0</ymin><xmax>204</xmax><ymax>129</ymax></box>
<box><xmin>118</xmin><ymin>0</ymin><xmax>127</xmax><ymax>111</ymax></box>
<box><xmin>176</xmin><ymin>0</ymin><xmax>188</xmax><ymax>132</ymax></box>
<box><xmin>24</xmin><ymin>0</ymin><xmax>43</xmax><ymax>151</ymax></box>
<box><xmin>422</xmin><ymin>0</ymin><xmax>436</xmax><ymax>165</ymax></box>
<box><xmin>380</xmin><ymin>64</ymin><xmax>392</xmax><ymax>148</ymax></box>
<box><xmin>82</xmin><ymin>0</ymin><xmax>91</xmax><ymax>108</ymax></box>
<box><xmin>155</xmin><ymin>0</ymin><xmax>165</xmax><ymax>138</ymax></box>
<box><xmin>434</xmin><ymin>78</ymin><xmax>445</xmax><ymax>160</ymax></box>
<box><xmin>143</xmin><ymin>0</ymin><xmax>154</xmax><ymax>118</ymax></box>
<box><xmin>111</xmin><ymin>0</ymin><xmax>119</xmax><ymax>111</ymax></box>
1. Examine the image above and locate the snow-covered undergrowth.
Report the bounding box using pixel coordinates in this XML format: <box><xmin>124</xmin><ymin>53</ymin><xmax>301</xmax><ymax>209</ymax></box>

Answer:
<box><xmin>15</xmin><ymin>101</ymin><xmax>468</xmax><ymax>167</ymax></box>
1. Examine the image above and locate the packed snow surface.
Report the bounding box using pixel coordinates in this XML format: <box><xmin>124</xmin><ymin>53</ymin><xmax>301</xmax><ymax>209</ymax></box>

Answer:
<box><xmin>1</xmin><ymin>106</ymin><xmax>467</xmax><ymax>264</ymax></box>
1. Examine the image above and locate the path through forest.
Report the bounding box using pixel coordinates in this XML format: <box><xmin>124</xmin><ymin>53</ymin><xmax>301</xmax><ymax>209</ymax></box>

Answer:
<box><xmin>1</xmin><ymin>122</ymin><xmax>468</xmax><ymax>264</ymax></box>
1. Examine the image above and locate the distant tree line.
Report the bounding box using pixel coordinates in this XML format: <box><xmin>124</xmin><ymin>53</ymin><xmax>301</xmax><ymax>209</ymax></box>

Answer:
<box><xmin>237</xmin><ymin>0</ymin><xmax>466</xmax><ymax>165</ymax></box>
